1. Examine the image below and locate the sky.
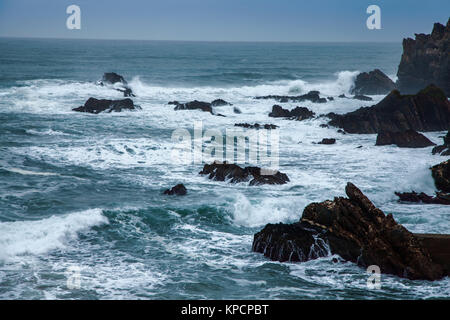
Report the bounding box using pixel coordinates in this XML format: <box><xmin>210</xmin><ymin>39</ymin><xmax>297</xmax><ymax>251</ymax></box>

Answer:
<box><xmin>0</xmin><ymin>0</ymin><xmax>448</xmax><ymax>42</ymax></box>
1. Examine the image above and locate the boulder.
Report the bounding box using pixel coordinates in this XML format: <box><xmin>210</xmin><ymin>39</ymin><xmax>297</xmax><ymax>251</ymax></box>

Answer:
<box><xmin>163</xmin><ymin>184</ymin><xmax>187</xmax><ymax>196</ymax></box>
<box><xmin>395</xmin><ymin>191</ymin><xmax>450</xmax><ymax>205</ymax></box>
<box><xmin>328</xmin><ymin>85</ymin><xmax>450</xmax><ymax>133</ymax></box>
<box><xmin>233</xmin><ymin>107</ymin><xmax>242</xmax><ymax>114</ymax></box>
<box><xmin>269</xmin><ymin>105</ymin><xmax>315</xmax><ymax>120</ymax></box>
<box><xmin>255</xmin><ymin>91</ymin><xmax>327</xmax><ymax>103</ymax></box>
<box><xmin>397</xmin><ymin>19</ymin><xmax>450</xmax><ymax>96</ymax></box>
<box><xmin>375</xmin><ymin>130</ymin><xmax>436</xmax><ymax>148</ymax></box>
<box><xmin>317</xmin><ymin>138</ymin><xmax>336</xmax><ymax>145</ymax></box>
<box><xmin>173</xmin><ymin>100</ymin><xmax>213</xmax><ymax>114</ymax></box>
<box><xmin>432</xmin><ymin>131</ymin><xmax>450</xmax><ymax>155</ymax></box>
<box><xmin>199</xmin><ymin>161</ymin><xmax>289</xmax><ymax>186</ymax></box>
<box><xmin>351</xmin><ymin>69</ymin><xmax>396</xmax><ymax>95</ymax></box>
<box><xmin>431</xmin><ymin>160</ymin><xmax>450</xmax><ymax>193</ymax></box>
<box><xmin>252</xmin><ymin>183</ymin><xmax>447</xmax><ymax>280</ymax></box>
<box><xmin>72</xmin><ymin>97</ymin><xmax>140</xmax><ymax>114</ymax></box>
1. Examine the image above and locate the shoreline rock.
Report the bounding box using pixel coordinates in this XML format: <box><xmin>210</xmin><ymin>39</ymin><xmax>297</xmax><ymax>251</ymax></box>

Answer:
<box><xmin>432</xmin><ymin>131</ymin><xmax>450</xmax><ymax>156</ymax></box>
<box><xmin>255</xmin><ymin>91</ymin><xmax>327</xmax><ymax>103</ymax></box>
<box><xmin>252</xmin><ymin>183</ymin><xmax>447</xmax><ymax>280</ymax></box>
<box><xmin>375</xmin><ymin>130</ymin><xmax>436</xmax><ymax>148</ymax></box>
<box><xmin>234</xmin><ymin>123</ymin><xmax>278</xmax><ymax>130</ymax></box>
<box><xmin>72</xmin><ymin>97</ymin><xmax>140</xmax><ymax>114</ymax></box>
<box><xmin>269</xmin><ymin>105</ymin><xmax>315</xmax><ymax>120</ymax></box>
<box><xmin>98</xmin><ymin>72</ymin><xmax>136</xmax><ymax>97</ymax></box>
<box><xmin>351</xmin><ymin>69</ymin><xmax>396</xmax><ymax>95</ymax></box>
<box><xmin>163</xmin><ymin>184</ymin><xmax>187</xmax><ymax>196</ymax></box>
<box><xmin>395</xmin><ymin>191</ymin><xmax>450</xmax><ymax>205</ymax></box>
<box><xmin>317</xmin><ymin>138</ymin><xmax>336</xmax><ymax>145</ymax></box>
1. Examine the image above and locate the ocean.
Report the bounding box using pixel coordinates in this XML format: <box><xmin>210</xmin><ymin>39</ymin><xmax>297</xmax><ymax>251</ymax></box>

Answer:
<box><xmin>0</xmin><ymin>38</ymin><xmax>448</xmax><ymax>299</ymax></box>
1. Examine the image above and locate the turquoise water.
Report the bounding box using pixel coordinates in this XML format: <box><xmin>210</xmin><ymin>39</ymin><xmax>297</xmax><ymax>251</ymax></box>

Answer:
<box><xmin>0</xmin><ymin>38</ymin><xmax>449</xmax><ymax>299</ymax></box>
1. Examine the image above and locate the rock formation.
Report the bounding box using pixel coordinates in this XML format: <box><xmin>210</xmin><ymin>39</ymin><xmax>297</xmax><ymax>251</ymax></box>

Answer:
<box><xmin>431</xmin><ymin>160</ymin><xmax>450</xmax><ymax>193</ymax></box>
<box><xmin>375</xmin><ymin>130</ymin><xmax>436</xmax><ymax>148</ymax></box>
<box><xmin>255</xmin><ymin>91</ymin><xmax>327</xmax><ymax>103</ymax></box>
<box><xmin>317</xmin><ymin>138</ymin><xmax>336</xmax><ymax>145</ymax></box>
<box><xmin>395</xmin><ymin>191</ymin><xmax>450</xmax><ymax>205</ymax></box>
<box><xmin>269</xmin><ymin>105</ymin><xmax>315</xmax><ymax>120</ymax></box>
<box><xmin>163</xmin><ymin>184</ymin><xmax>187</xmax><ymax>196</ymax></box>
<box><xmin>351</xmin><ymin>69</ymin><xmax>396</xmax><ymax>95</ymax></box>
<box><xmin>432</xmin><ymin>131</ymin><xmax>450</xmax><ymax>156</ymax></box>
<box><xmin>98</xmin><ymin>72</ymin><xmax>135</xmax><ymax>97</ymax></box>
<box><xmin>234</xmin><ymin>123</ymin><xmax>278</xmax><ymax>129</ymax></box>
<box><xmin>73</xmin><ymin>98</ymin><xmax>140</xmax><ymax>114</ymax></box>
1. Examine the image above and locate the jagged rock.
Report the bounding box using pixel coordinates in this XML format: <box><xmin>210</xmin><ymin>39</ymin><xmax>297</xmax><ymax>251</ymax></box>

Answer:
<box><xmin>173</xmin><ymin>100</ymin><xmax>213</xmax><ymax>114</ymax></box>
<box><xmin>351</xmin><ymin>69</ymin><xmax>396</xmax><ymax>95</ymax></box>
<box><xmin>98</xmin><ymin>72</ymin><xmax>136</xmax><ymax>97</ymax></box>
<box><xmin>352</xmin><ymin>94</ymin><xmax>373</xmax><ymax>101</ymax></box>
<box><xmin>163</xmin><ymin>184</ymin><xmax>187</xmax><ymax>196</ymax></box>
<box><xmin>395</xmin><ymin>191</ymin><xmax>450</xmax><ymax>205</ymax></box>
<box><xmin>211</xmin><ymin>99</ymin><xmax>232</xmax><ymax>106</ymax></box>
<box><xmin>328</xmin><ymin>85</ymin><xmax>450</xmax><ymax>133</ymax></box>
<box><xmin>255</xmin><ymin>91</ymin><xmax>327</xmax><ymax>103</ymax></box>
<box><xmin>199</xmin><ymin>161</ymin><xmax>289</xmax><ymax>185</ymax></box>
<box><xmin>252</xmin><ymin>183</ymin><xmax>447</xmax><ymax>280</ymax></box>
<box><xmin>397</xmin><ymin>19</ymin><xmax>450</xmax><ymax>96</ymax></box>
<box><xmin>269</xmin><ymin>105</ymin><xmax>315</xmax><ymax>120</ymax></box>
<box><xmin>375</xmin><ymin>130</ymin><xmax>436</xmax><ymax>148</ymax></box>
<box><xmin>72</xmin><ymin>98</ymin><xmax>140</xmax><ymax>114</ymax></box>
<box><xmin>431</xmin><ymin>160</ymin><xmax>450</xmax><ymax>193</ymax></box>
<box><xmin>317</xmin><ymin>138</ymin><xmax>336</xmax><ymax>145</ymax></box>
<box><xmin>234</xmin><ymin>123</ymin><xmax>278</xmax><ymax>129</ymax></box>
<box><xmin>432</xmin><ymin>131</ymin><xmax>450</xmax><ymax>155</ymax></box>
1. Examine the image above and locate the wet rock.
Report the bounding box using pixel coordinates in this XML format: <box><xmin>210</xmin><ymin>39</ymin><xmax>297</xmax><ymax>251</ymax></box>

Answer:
<box><xmin>252</xmin><ymin>182</ymin><xmax>447</xmax><ymax>280</ymax></box>
<box><xmin>269</xmin><ymin>105</ymin><xmax>315</xmax><ymax>120</ymax></box>
<box><xmin>338</xmin><ymin>94</ymin><xmax>347</xmax><ymax>98</ymax></box>
<box><xmin>172</xmin><ymin>100</ymin><xmax>213</xmax><ymax>114</ymax></box>
<box><xmin>397</xmin><ymin>19</ymin><xmax>450</xmax><ymax>96</ymax></box>
<box><xmin>431</xmin><ymin>160</ymin><xmax>450</xmax><ymax>193</ymax></box>
<box><xmin>234</xmin><ymin>123</ymin><xmax>278</xmax><ymax>129</ymax></box>
<box><xmin>255</xmin><ymin>91</ymin><xmax>327</xmax><ymax>103</ymax></box>
<box><xmin>395</xmin><ymin>191</ymin><xmax>450</xmax><ymax>205</ymax></box>
<box><xmin>199</xmin><ymin>161</ymin><xmax>289</xmax><ymax>186</ymax></box>
<box><xmin>72</xmin><ymin>97</ymin><xmax>140</xmax><ymax>114</ymax></box>
<box><xmin>375</xmin><ymin>130</ymin><xmax>436</xmax><ymax>148</ymax></box>
<box><xmin>351</xmin><ymin>69</ymin><xmax>396</xmax><ymax>95</ymax></box>
<box><xmin>328</xmin><ymin>85</ymin><xmax>450</xmax><ymax>133</ymax></box>
<box><xmin>233</xmin><ymin>107</ymin><xmax>242</xmax><ymax>114</ymax></box>
<box><xmin>163</xmin><ymin>184</ymin><xmax>187</xmax><ymax>196</ymax></box>
<box><xmin>317</xmin><ymin>138</ymin><xmax>336</xmax><ymax>145</ymax></box>
<box><xmin>432</xmin><ymin>131</ymin><xmax>450</xmax><ymax>155</ymax></box>
<box><xmin>211</xmin><ymin>99</ymin><xmax>232</xmax><ymax>106</ymax></box>
<box><xmin>98</xmin><ymin>72</ymin><xmax>135</xmax><ymax>97</ymax></box>
<box><xmin>352</xmin><ymin>94</ymin><xmax>373</xmax><ymax>101</ymax></box>
<box><xmin>327</xmin><ymin>97</ymin><xmax>334</xmax><ymax>101</ymax></box>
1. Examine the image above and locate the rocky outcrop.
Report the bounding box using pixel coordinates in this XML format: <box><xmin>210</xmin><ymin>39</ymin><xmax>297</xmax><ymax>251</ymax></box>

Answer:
<box><xmin>72</xmin><ymin>98</ymin><xmax>140</xmax><ymax>114</ymax></box>
<box><xmin>252</xmin><ymin>183</ymin><xmax>447</xmax><ymax>280</ymax></box>
<box><xmin>397</xmin><ymin>19</ymin><xmax>450</xmax><ymax>96</ymax></box>
<box><xmin>199</xmin><ymin>161</ymin><xmax>289</xmax><ymax>186</ymax></box>
<box><xmin>328</xmin><ymin>85</ymin><xmax>450</xmax><ymax>133</ymax></box>
<box><xmin>255</xmin><ymin>91</ymin><xmax>327</xmax><ymax>103</ymax></box>
<box><xmin>211</xmin><ymin>99</ymin><xmax>232</xmax><ymax>106</ymax></box>
<box><xmin>395</xmin><ymin>191</ymin><xmax>450</xmax><ymax>205</ymax></box>
<box><xmin>269</xmin><ymin>105</ymin><xmax>315</xmax><ymax>120</ymax></box>
<box><xmin>431</xmin><ymin>160</ymin><xmax>450</xmax><ymax>193</ymax></box>
<box><xmin>432</xmin><ymin>131</ymin><xmax>450</xmax><ymax>156</ymax></box>
<box><xmin>351</xmin><ymin>69</ymin><xmax>396</xmax><ymax>95</ymax></box>
<box><xmin>172</xmin><ymin>100</ymin><xmax>213</xmax><ymax>114</ymax></box>
<box><xmin>163</xmin><ymin>184</ymin><xmax>187</xmax><ymax>196</ymax></box>
<box><xmin>375</xmin><ymin>130</ymin><xmax>436</xmax><ymax>148</ymax></box>
<box><xmin>98</xmin><ymin>72</ymin><xmax>135</xmax><ymax>97</ymax></box>
<box><xmin>234</xmin><ymin>123</ymin><xmax>278</xmax><ymax>130</ymax></box>
<box><xmin>317</xmin><ymin>138</ymin><xmax>336</xmax><ymax>145</ymax></box>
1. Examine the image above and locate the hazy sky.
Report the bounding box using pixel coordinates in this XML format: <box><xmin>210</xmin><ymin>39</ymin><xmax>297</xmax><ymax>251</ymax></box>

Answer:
<box><xmin>0</xmin><ymin>0</ymin><xmax>448</xmax><ymax>42</ymax></box>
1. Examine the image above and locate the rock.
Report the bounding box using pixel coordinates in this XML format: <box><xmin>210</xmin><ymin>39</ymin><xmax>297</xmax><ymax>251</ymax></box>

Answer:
<box><xmin>72</xmin><ymin>97</ymin><xmax>140</xmax><ymax>114</ymax></box>
<box><xmin>233</xmin><ymin>107</ymin><xmax>242</xmax><ymax>114</ymax></box>
<box><xmin>317</xmin><ymin>138</ymin><xmax>336</xmax><ymax>145</ymax></box>
<box><xmin>255</xmin><ymin>91</ymin><xmax>327</xmax><ymax>103</ymax></box>
<box><xmin>328</xmin><ymin>85</ymin><xmax>450</xmax><ymax>133</ymax></box>
<box><xmin>211</xmin><ymin>99</ymin><xmax>232</xmax><ymax>106</ymax></box>
<box><xmin>234</xmin><ymin>123</ymin><xmax>278</xmax><ymax>130</ymax></box>
<box><xmin>327</xmin><ymin>97</ymin><xmax>334</xmax><ymax>101</ymax></box>
<box><xmin>397</xmin><ymin>19</ymin><xmax>450</xmax><ymax>96</ymax></box>
<box><xmin>338</xmin><ymin>94</ymin><xmax>347</xmax><ymax>98</ymax></box>
<box><xmin>352</xmin><ymin>94</ymin><xmax>373</xmax><ymax>101</ymax></box>
<box><xmin>319</xmin><ymin>124</ymin><xmax>329</xmax><ymax>128</ymax></box>
<box><xmin>395</xmin><ymin>191</ymin><xmax>450</xmax><ymax>205</ymax></box>
<box><xmin>252</xmin><ymin>182</ymin><xmax>447</xmax><ymax>280</ymax></box>
<box><xmin>269</xmin><ymin>105</ymin><xmax>315</xmax><ymax>120</ymax></box>
<box><xmin>432</xmin><ymin>131</ymin><xmax>450</xmax><ymax>155</ymax></box>
<box><xmin>351</xmin><ymin>69</ymin><xmax>396</xmax><ymax>95</ymax></box>
<box><xmin>101</xmin><ymin>72</ymin><xmax>127</xmax><ymax>85</ymax></box>
<box><xmin>173</xmin><ymin>100</ymin><xmax>213</xmax><ymax>114</ymax></box>
<box><xmin>431</xmin><ymin>160</ymin><xmax>450</xmax><ymax>193</ymax></box>
<box><xmin>199</xmin><ymin>161</ymin><xmax>289</xmax><ymax>186</ymax></box>
<box><xmin>163</xmin><ymin>184</ymin><xmax>187</xmax><ymax>196</ymax></box>
<box><xmin>375</xmin><ymin>130</ymin><xmax>436</xmax><ymax>148</ymax></box>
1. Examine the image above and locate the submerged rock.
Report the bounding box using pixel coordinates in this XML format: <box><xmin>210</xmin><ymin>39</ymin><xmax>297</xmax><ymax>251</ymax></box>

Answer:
<box><xmin>172</xmin><ymin>100</ymin><xmax>213</xmax><ymax>114</ymax></box>
<box><xmin>233</xmin><ymin>107</ymin><xmax>242</xmax><ymax>114</ymax></box>
<box><xmin>211</xmin><ymin>99</ymin><xmax>232</xmax><ymax>106</ymax></box>
<box><xmin>269</xmin><ymin>105</ymin><xmax>315</xmax><ymax>120</ymax></box>
<box><xmin>397</xmin><ymin>19</ymin><xmax>450</xmax><ymax>96</ymax></box>
<box><xmin>163</xmin><ymin>184</ymin><xmax>187</xmax><ymax>196</ymax></box>
<box><xmin>432</xmin><ymin>131</ymin><xmax>450</xmax><ymax>156</ymax></box>
<box><xmin>252</xmin><ymin>183</ymin><xmax>447</xmax><ymax>280</ymax></box>
<box><xmin>72</xmin><ymin>97</ymin><xmax>140</xmax><ymax>114</ymax></box>
<box><xmin>255</xmin><ymin>91</ymin><xmax>327</xmax><ymax>103</ymax></box>
<box><xmin>234</xmin><ymin>123</ymin><xmax>278</xmax><ymax>130</ymax></box>
<box><xmin>351</xmin><ymin>69</ymin><xmax>396</xmax><ymax>95</ymax></box>
<box><xmin>317</xmin><ymin>138</ymin><xmax>336</xmax><ymax>145</ymax></box>
<box><xmin>199</xmin><ymin>161</ymin><xmax>289</xmax><ymax>186</ymax></box>
<box><xmin>375</xmin><ymin>130</ymin><xmax>436</xmax><ymax>148</ymax></box>
<box><xmin>328</xmin><ymin>85</ymin><xmax>450</xmax><ymax>133</ymax></box>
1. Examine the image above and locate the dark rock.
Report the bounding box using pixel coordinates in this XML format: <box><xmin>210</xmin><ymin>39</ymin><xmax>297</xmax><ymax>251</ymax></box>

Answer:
<box><xmin>234</xmin><ymin>123</ymin><xmax>278</xmax><ymax>130</ymax></box>
<box><xmin>72</xmin><ymin>98</ymin><xmax>140</xmax><ymax>114</ymax></box>
<box><xmin>252</xmin><ymin>182</ymin><xmax>447</xmax><ymax>280</ymax></box>
<box><xmin>173</xmin><ymin>100</ymin><xmax>213</xmax><ymax>114</ymax></box>
<box><xmin>163</xmin><ymin>184</ymin><xmax>187</xmax><ymax>196</ymax></box>
<box><xmin>269</xmin><ymin>105</ymin><xmax>315</xmax><ymax>120</ymax></box>
<box><xmin>101</xmin><ymin>72</ymin><xmax>127</xmax><ymax>85</ymax></box>
<box><xmin>255</xmin><ymin>91</ymin><xmax>327</xmax><ymax>103</ymax></box>
<box><xmin>431</xmin><ymin>160</ymin><xmax>450</xmax><ymax>193</ymax></box>
<box><xmin>317</xmin><ymin>138</ymin><xmax>336</xmax><ymax>145</ymax></box>
<box><xmin>199</xmin><ymin>161</ymin><xmax>289</xmax><ymax>186</ymax></box>
<box><xmin>319</xmin><ymin>124</ymin><xmax>329</xmax><ymax>128</ymax></box>
<box><xmin>397</xmin><ymin>19</ymin><xmax>450</xmax><ymax>96</ymax></box>
<box><xmin>211</xmin><ymin>99</ymin><xmax>232</xmax><ymax>106</ymax></box>
<box><xmin>337</xmin><ymin>129</ymin><xmax>346</xmax><ymax>134</ymax></box>
<box><xmin>352</xmin><ymin>94</ymin><xmax>373</xmax><ymax>101</ymax></box>
<box><xmin>432</xmin><ymin>130</ymin><xmax>450</xmax><ymax>155</ymax></box>
<box><xmin>375</xmin><ymin>130</ymin><xmax>436</xmax><ymax>148</ymax></box>
<box><xmin>233</xmin><ymin>107</ymin><xmax>242</xmax><ymax>114</ymax></box>
<box><xmin>327</xmin><ymin>97</ymin><xmax>334</xmax><ymax>101</ymax></box>
<box><xmin>351</xmin><ymin>69</ymin><xmax>396</xmax><ymax>95</ymax></box>
<box><xmin>338</xmin><ymin>94</ymin><xmax>347</xmax><ymax>98</ymax></box>
<box><xmin>395</xmin><ymin>191</ymin><xmax>450</xmax><ymax>205</ymax></box>
<box><xmin>328</xmin><ymin>85</ymin><xmax>450</xmax><ymax>133</ymax></box>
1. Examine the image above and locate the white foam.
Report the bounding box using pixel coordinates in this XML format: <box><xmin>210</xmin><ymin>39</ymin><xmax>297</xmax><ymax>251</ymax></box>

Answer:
<box><xmin>6</xmin><ymin>168</ymin><xmax>59</xmax><ymax>176</ymax></box>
